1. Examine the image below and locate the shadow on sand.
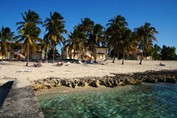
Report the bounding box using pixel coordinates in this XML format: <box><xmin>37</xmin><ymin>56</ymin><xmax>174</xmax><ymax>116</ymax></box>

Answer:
<box><xmin>0</xmin><ymin>81</ymin><xmax>14</xmax><ymax>107</ymax></box>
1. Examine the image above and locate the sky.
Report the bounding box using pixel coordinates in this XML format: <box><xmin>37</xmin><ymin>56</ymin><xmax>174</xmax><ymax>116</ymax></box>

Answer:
<box><xmin>0</xmin><ymin>0</ymin><xmax>177</xmax><ymax>52</ymax></box>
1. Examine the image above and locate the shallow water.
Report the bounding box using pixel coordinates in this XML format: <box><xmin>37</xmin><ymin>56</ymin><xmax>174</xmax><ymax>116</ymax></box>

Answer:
<box><xmin>38</xmin><ymin>83</ymin><xmax>177</xmax><ymax>118</ymax></box>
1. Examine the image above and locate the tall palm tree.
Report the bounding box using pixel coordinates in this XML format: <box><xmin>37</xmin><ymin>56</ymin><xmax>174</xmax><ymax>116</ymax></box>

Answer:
<box><xmin>78</xmin><ymin>18</ymin><xmax>94</xmax><ymax>48</ymax></box>
<box><xmin>89</xmin><ymin>24</ymin><xmax>104</xmax><ymax>62</ymax></box>
<box><xmin>151</xmin><ymin>44</ymin><xmax>161</xmax><ymax>60</ymax></box>
<box><xmin>66</xmin><ymin>28</ymin><xmax>85</xmax><ymax>59</ymax></box>
<box><xmin>16</xmin><ymin>24</ymin><xmax>42</xmax><ymax>66</ymax></box>
<box><xmin>106</xmin><ymin>15</ymin><xmax>128</xmax><ymax>63</ymax></box>
<box><xmin>16</xmin><ymin>10</ymin><xmax>43</xmax><ymax>66</ymax></box>
<box><xmin>44</xmin><ymin>12</ymin><xmax>67</xmax><ymax>63</ymax></box>
<box><xmin>0</xmin><ymin>27</ymin><xmax>14</xmax><ymax>61</ymax></box>
<box><xmin>134</xmin><ymin>22</ymin><xmax>158</xmax><ymax>65</ymax></box>
<box><xmin>121</xmin><ymin>28</ymin><xmax>137</xmax><ymax>65</ymax></box>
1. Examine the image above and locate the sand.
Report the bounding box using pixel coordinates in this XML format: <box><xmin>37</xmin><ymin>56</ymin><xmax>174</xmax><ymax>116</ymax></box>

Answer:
<box><xmin>0</xmin><ymin>60</ymin><xmax>177</xmax><ymax>85</ymax></box>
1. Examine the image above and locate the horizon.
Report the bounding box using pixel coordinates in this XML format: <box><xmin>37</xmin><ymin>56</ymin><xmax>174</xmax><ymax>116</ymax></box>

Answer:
<box><xmin>0</xmin><ymin>0</ymin><xmax>177</xmax><ymax>53</ymax></box>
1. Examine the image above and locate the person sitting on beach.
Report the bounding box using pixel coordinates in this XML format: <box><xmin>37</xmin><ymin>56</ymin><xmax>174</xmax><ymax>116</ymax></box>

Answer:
<box><xmin>33</xmin><ymin>61</ymin><xmax>42</xmax><ymax>67</ymax></box>
<box><xmin>160</xmin><ymin>62</ymin><xmax>165</xmax><ymax>66</ymax></box>
<box><xmin>56</xmin><ymin>61</ymin><xmax>64</xmax><ymax>66</ymax></box>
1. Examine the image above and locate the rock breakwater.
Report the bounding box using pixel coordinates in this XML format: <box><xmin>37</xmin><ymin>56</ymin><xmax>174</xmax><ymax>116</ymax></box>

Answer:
<box><xmin>32</xmin><ymin>70</ymin><xmax>177</xmax><ymax>91</ymax></box>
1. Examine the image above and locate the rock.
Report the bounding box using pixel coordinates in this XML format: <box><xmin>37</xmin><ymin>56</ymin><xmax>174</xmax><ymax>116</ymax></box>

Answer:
<box><xmin>78</xmin><ymin>80</ymin><xmax>88</xmax><ymax>87</ymax></box>
<box><xmin>43</xmin><ymin>81</ymin><xmax>52</xmax><ymax>89</ymax></box>
<box><xmin>144</xmin><ymin>77</ymin><xmax>158</xmax><ymax>83</ymax></box>
<box><xmin>118</xmin><ymin>81</ymin><xmax>125</xmax><ymax>86</ymax></box>
<box><xmin>32</xmin><ymin>84</ymin><xmax>43</xmax><ymax>91</ymax></box>
<box><xmin>166</xmin><ymin>75</ymin><xmax>176</xmax><ymax>83</ymax></box>
<box><xmin>89</xmin><ymin>80</ymin><xmax>100</xmax><ymax>87</ymax></box>
<box><xmin>71</xmin><ymin>79</ymin><xmax>79</xmax><ymax>88</ymax></box>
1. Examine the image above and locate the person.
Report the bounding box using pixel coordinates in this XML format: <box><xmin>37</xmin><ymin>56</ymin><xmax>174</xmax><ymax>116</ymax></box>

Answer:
<box><xmin>57</xmin><ymin>61</ymin><xmax>64</xmax><ymax>66</ymax></box>
<box><xmin>160</xmin><ymin>62</ymin><xmax>165</xmax><ymax>66</ymax></box>
<box><xmin>33</xmin><ymin>60</ymin><xmax>42</xmax><ymax>67</ymax></box>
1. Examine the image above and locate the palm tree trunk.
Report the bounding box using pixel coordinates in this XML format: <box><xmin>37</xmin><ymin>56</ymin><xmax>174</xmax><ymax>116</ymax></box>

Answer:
<box><xmin>112</xmin><ymin>46</ymin><xmax>116</xmax><ymax>63</ymax></box>
<box><xmin>52</xmin><ymin>45</ymin><xmax>55</xmax><ymax>63</ymax></box>
<box><xmin>74</xmin><ymin>49</ymin><xmax>76</xmax><ymax>59</ymax></box>
<box><xmin>40</xmin><ymin>49</ymin><xmax>43</xmax><ymax>60</ymax></box>
<box><xmin>94</xmin><ymin>45</ymin><xmax>97</xmax><ymax>63</ymax></box>
<box><xmin>26</xmin><ymin>44</ymin><xmax>29</xmax><ymax>66</ymax></box>
<box><xmin>117</xmin><ymin>48</ymin><xmax>119</xmax><ymax>60</ymax></box>
<box><xmin>1</xmin><ymin>43</ymin><xmax>3</xmax><ymax>61</ymax></box>
<box><xmin>1</xmin><ymin>50</ymin><xmax>4</xmax><ymax>62</ymax></box>
<box><xmin>122</xmin><ymin>49</ymin><xmax>125</xmax><ymax>65</ymax></box>
<box><xmin>44</xmin><ymin>48</ymin><xmax>47</xmax><ymax>61</ymax></box>
<box><xmin>139</xmin><ymin>53</ymin><xmax>143</xmax><ymax>65</ymax></box>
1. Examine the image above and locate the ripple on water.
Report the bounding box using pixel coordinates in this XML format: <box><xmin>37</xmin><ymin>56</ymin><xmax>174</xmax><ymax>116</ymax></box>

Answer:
<box><xmin>38</xmin><ymin>83</ymin><xmax>177</xmax><ymax>118</ymax></box>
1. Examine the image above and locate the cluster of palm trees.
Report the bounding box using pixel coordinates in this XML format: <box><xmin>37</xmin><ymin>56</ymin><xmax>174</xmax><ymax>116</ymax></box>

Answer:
<box><xmin>0</xmin><ymin>9</ymin><xmax>158</xmax><ymax>66</ymax></box>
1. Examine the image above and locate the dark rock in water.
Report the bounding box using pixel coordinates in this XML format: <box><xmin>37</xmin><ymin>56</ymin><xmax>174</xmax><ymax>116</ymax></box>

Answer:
<box><xmin>158</xmin><ymin>75</ymin><xmax>166</xmax><ymax>82</ymax></box>
<box><xmin>144</xmin><ymin>78</ymin><xmax>158</xmax><ymax>83</ymax></box>
<box><xmin>78</xmin><ymin>79</ymin><xmax>88</xmax><ymax>87</ymax></box>
<box><xmin>166</xmin><ymin>76</ymin><xmax>176</xmax><ymax>83</ymax></box>
<box><xmin>71</xmin><ymin>79</ymin><xmax>79</xmax><ymax>88</ymax></box>
<box><xmin>89</xmin><ymin>80</ymin><xmax>100</xmax><ymax>87</ymax></box>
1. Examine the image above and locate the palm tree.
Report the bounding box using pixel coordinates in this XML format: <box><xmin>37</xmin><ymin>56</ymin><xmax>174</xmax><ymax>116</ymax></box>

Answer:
<box><xmin>88</xmin><ymin>24</ymin><xmax>104</xmax><ymax>62</ymax></box>
<box><xmin>43</xmin><ymin>12</ymin><xmax>67</xmax><ymax>63</ymax></box>
<box><xmin>121</xmin><ymin>28</ymin><xmax>137</xmax><ymax>65</ymax></box>
<box><xmin>16</xmin><ymin>9</ymin><xmax>43</xmax><ymax>30</ymax></box>
<box><xmin>151</xmin><ymin>44</ymin><xmax>161</xmax><ymax>60</ymax></box>
<box><xmin>0</xmin><ymin>27</ymin><xmax>14</xmax><ymax>61</ymax></box>
<box><xmin>134</xmin><ymin>22</ymin><xmax>158</xmax><ymax>65</ymax></box>
<box><xmin>16</xmin><ymin>10</ymin><xmax>43</xmax><ymax>66</ymax></box>
<box><xmin>106</xmin><ymin>15</ymin><xmax>128</xmax><ymax>63</ymax></box>
<box><xmin>78</xmin><ymin>18</ymin><xmax>94</xmax><ymax>48</ymax></box>
<box><xmin>16</xmin><ymin>24</ymin><xmax>42</xmax><ymax>66</ymax></box>
<box><xmin>66</xmin><ymin>28</ymin><xmax>85</xmax><ymax>59</ymax></box>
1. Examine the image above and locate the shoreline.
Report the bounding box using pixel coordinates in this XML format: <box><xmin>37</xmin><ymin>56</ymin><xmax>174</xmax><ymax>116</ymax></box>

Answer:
<box><xmin>35</xmin><ymin>85</ymin><xmax>113</xmax><ymax>96</ymax></box>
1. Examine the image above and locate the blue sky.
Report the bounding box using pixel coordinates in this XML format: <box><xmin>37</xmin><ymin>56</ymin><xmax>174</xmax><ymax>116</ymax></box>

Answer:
<box><xmin>0</xmin><ymin>0</ymin><xmax>177</xmax><ymax>52</ymax></box>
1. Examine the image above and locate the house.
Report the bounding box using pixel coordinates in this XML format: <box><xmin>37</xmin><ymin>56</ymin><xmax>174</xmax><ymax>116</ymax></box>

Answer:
<box><xmin>0</xmin><ymin>42</ymin><xmax>45</xmax><ymax>60</ymax></box>
<box><xmin>61</xmin><ymin>45</ymin><xmax>108</xmax><ymax>61</ymax></box>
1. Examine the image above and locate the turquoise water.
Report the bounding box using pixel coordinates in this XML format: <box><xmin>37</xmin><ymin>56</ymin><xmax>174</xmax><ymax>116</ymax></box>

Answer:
<box><xmin>38</xmin><ymin>83</ymin><xmax>177</xmax><ymax>118</ymax></box>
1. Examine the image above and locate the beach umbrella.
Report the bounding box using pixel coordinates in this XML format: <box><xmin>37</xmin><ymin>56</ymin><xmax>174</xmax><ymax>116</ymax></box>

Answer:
<box><xmin>14</xmin><ymin>52</ymin><xmax>25</xmax><ymax>59</ymax></box>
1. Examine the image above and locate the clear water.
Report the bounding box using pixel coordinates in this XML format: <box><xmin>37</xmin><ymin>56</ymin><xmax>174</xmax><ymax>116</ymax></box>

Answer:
<box><xmin>38</xmin><ymin>83</ymin><xmax>177</xmax><ymax>118</ymax></box>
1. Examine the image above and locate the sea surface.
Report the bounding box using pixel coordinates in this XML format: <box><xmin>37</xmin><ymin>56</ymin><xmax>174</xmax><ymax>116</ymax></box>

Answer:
<box><xmin>38</xmin><ymin>83</ymin><xmax>177</xmax><ymax>118</ymax></box>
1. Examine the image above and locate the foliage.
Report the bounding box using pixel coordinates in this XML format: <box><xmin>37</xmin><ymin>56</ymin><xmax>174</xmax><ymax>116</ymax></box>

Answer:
<box><xmin>16</xmin><ymin>9</ymin><xmax>43</xmax><ymax>66</ymax></box>
<box><xmin>106</xmin><ymin>15</ymin><xmax>128</xmax><ymax>62</ymax></box>
<box><xmin>151</xmin><ymin>44</ymin><xmax>161</xmax><ymax>60</ymax></box>
<box><xmin>44</xmin><ymin>12</ymin><xmax>66</xmax><ymax>62</ymax></box>
<box><xmin>161</xmin><ymin>45</ymin><xmax>176</xmax><ymax>60</ymax></box>
<box><xmin>134</xmin><ymin>22</ymin><xmax>158</xmax><ymax>64</ymax></box>
<box><xmin>0</xmin><ymin>27</ymin><xmax>14</xmax><ymax>61</ymax></box>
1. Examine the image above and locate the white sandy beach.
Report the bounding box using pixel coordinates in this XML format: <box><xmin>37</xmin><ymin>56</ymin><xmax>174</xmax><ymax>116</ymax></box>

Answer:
<box><xmin>0</xmin><ymin>60</ymin><xmax>177</xmax><ymax>83</ymax></box>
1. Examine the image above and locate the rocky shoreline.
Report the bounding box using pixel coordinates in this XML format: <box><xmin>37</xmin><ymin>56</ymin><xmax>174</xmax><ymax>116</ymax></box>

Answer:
<box><xmin>32</xmin><ymin>69</ymin><xmax>177</xmax><ymax>91</ymax></box>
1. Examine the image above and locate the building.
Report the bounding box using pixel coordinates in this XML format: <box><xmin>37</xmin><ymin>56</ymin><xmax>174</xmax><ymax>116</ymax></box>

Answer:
<box><xmin>61</xmin><ymin>45</ymin><xmax>108</xmax><ymax>61</ymax></box>
<box><xmin>0</xmin><ymin>42</ymin><xmax>45</xmax><ymax>60</ymax></box>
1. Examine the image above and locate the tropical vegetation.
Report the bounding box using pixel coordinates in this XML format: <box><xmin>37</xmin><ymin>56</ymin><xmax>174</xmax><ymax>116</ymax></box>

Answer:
<box><xmin>16</xmin><ymin>10</ymin><xmax>43</xmax><ymax>66</ymax></box>
<box><xmin>0</xmin><ymin>27</ymin><xmax>14</xmax><ymax>61</ymax></box>
<box><xmin>43</xmin><ymin>12</ymin><xmax>67</xmax><ymax>63</ymax></box>
<box><xmin>0</xmin><ymin>9</ymin><xmax>176</xmax><ymax>65</ymax></box>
